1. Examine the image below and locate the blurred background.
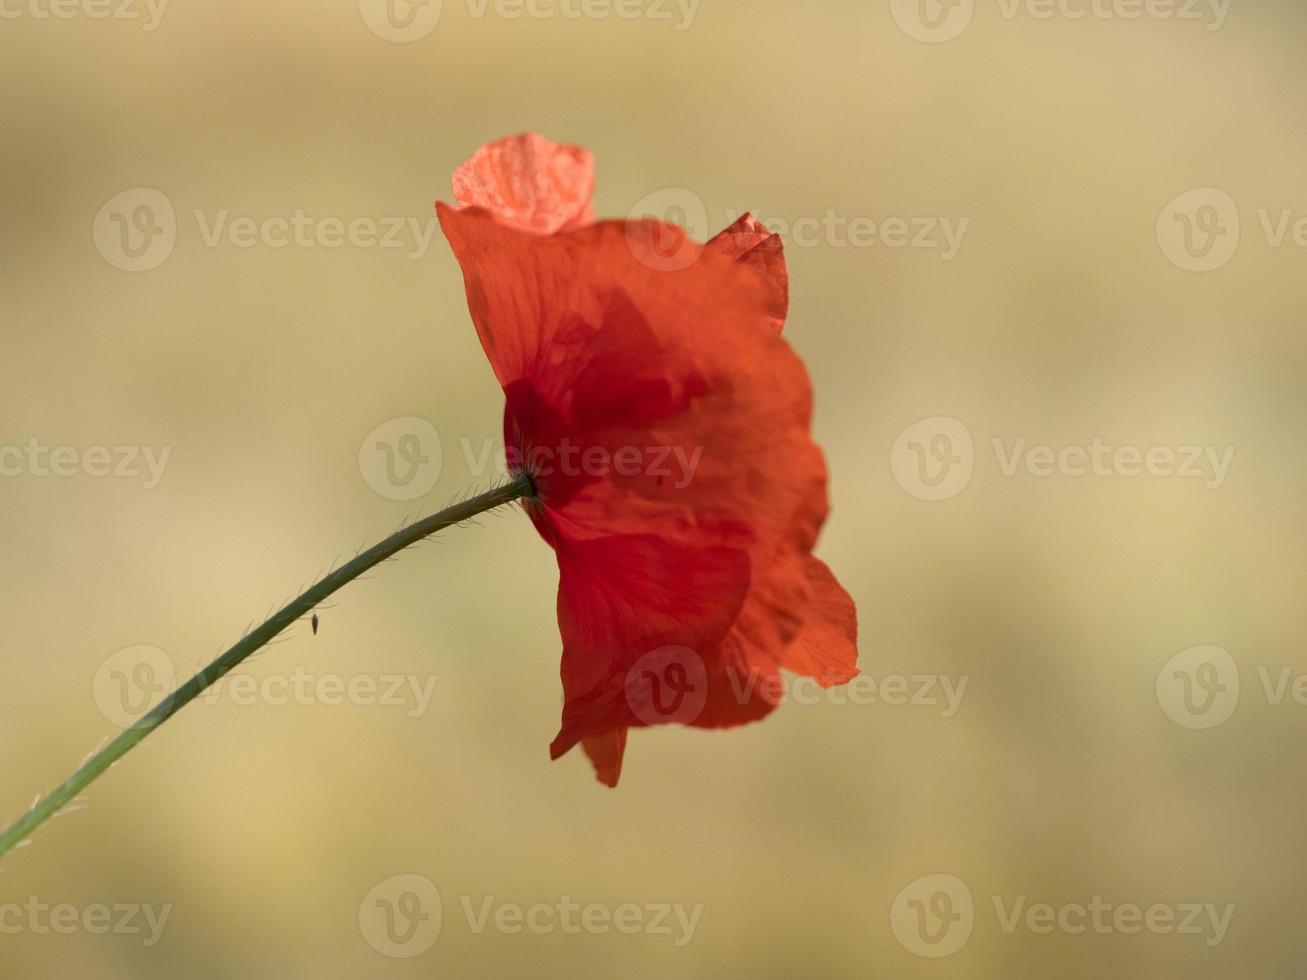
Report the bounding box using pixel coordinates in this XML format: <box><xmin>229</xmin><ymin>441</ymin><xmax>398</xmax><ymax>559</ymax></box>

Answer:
<box><xmin>2</xmin><ymin>0</ymin><xmax>1304</xmax><ymax>976</ymax></box>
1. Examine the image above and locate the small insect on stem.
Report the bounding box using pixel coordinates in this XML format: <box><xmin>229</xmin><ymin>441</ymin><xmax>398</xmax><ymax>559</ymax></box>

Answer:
<box><xmin>311</xmin><ymin>614</ymin><xmax>320</xmax><ymax>636</ymax></box>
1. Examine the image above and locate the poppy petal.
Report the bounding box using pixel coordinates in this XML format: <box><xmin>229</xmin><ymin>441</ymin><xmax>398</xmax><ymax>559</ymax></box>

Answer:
<box><xmin>549</xmin><ymin>533</ymin><xmax>752</xmax><ymax>760</ymax></box>
<box><xmin>438</xmin><ymin>205</ymin><xmax>753</xmax><ymax>392</ymax></box>
<box><xmin>693</xmin><ymin>660</ymin><xmax>785</xmax><ymax>728</ymax></box>
<box><xmin>707</xmin><ymin>214</ymin><xmax>789</xmax><ymax>333</ymax></box>
<box><xmin>450</xmin><ymin>132</ymin><xmax>595</xmax><ymax>235</ymax></box>
<box><xmin>581</xmin><ymin>729</ymin><xmax>627</xmax><ymax>788</ymax></box>
<box><xmin>782</xmin><ymin>556</ymin><xmax>860</xmax><ymax>686</ymax></box>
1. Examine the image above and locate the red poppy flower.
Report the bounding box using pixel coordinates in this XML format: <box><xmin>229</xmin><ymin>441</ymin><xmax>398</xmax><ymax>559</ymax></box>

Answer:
<box><xmin>438</xmin><ymin>133</ymin><xmax>858</xmax><ymax>786</ymax></box>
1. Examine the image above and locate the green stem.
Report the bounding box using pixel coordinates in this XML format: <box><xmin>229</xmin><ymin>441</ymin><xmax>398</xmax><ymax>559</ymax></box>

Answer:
<box><xmin>0</xmin><ymin>475</ymin><xmax>533</xmax><ymax>861</ymax></box>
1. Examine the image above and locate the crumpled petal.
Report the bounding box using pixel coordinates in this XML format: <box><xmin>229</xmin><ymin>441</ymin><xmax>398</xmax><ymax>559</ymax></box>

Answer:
<box><xmin>548</xmin><ymin>533</ymin><xmax>752</xmax><ymax>762</ymax></box>
<box><xmin>781</xmin><ymin>556</ymin><xmax>859</xmax><ymax>686</ymax></box>
<box><xmin>450</xmin><ymin>132</ymin><xmax>595</xmax><ymax>236</ymax></box>
<box><xmin>707</xmin><ymin>214</ymin><xmax>789</xmax><ymax>333</ymax></box>
<box><xmin>582</xmin><ymin>729</ymin><xmax>627</xmax><ymax>789</ymax></box>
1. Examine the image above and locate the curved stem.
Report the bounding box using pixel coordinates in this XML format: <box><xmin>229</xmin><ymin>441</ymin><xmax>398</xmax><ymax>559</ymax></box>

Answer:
<box><xmin>0</xmin><ymin>475</ymin><xmax>533</xmax><ymax>861</ymax></box>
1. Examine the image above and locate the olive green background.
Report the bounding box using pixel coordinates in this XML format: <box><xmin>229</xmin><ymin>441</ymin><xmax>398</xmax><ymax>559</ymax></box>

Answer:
<box><xmin>2</xmin><ymin>0</ymin><xmax>1304</xmax><ymax>976</ymax></box>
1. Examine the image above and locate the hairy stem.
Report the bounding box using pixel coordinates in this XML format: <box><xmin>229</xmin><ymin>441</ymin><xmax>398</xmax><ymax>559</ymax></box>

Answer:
<box><xmin>0</xmin><ymin>475</ymin><xmax>533</xmax><ymax>861</ymax></box>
